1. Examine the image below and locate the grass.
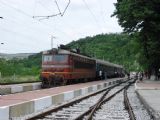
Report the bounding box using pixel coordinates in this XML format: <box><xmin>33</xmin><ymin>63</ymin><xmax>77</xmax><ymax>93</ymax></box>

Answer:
<box><xmin>0</xmin><ymin>75</ymin><xmax>40</xmax><ymax>84</ymax></box>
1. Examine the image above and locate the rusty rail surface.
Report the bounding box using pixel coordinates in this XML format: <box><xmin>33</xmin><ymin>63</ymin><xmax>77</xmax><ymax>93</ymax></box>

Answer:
<box><xmin>124</xmin><ymin>87</ymin><xmax>136</xmax><ymax>120</ymax></box>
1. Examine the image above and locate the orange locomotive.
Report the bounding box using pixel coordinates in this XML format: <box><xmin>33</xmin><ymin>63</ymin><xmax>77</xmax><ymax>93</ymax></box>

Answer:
<box><xmin>40</xmin><ymin>47</ymin><xmax>125</xmax><ymax>88</ymax></box>
<box><xmin>41</xmin><ymin>48</ymin><xmax>96</xmax><ymax>87</ymax></box>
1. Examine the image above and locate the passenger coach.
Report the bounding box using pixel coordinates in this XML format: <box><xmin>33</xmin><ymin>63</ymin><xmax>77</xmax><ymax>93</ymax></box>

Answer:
<box><xmin>96</xmin><ymin>59</ymin><xmax>124</xmax><ymax>79</ymax></box>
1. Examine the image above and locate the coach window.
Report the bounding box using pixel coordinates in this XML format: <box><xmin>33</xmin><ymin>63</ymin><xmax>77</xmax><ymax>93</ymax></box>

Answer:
<box><xmin>74</xmin><ymin>60</ymin><xmax>94</xmax><ymax>69</ymax></box>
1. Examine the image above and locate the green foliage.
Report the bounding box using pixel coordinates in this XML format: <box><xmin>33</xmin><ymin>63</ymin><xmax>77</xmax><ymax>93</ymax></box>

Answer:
<box><xmin>0</xmin><ymin>53</ymin><xmax>42</xmax><ymax>77</ymax></box>
<box><xmin>0</xmin><ymin>75</ymin><xmax>39</xmax><ymax>84</ymax></box>
<box><xmin>112</xmin><ymin>0</ymin><xmax>160</xmax><ymax>74</ymax></box>
<box><xmin>67</xmin><ymin>33</ymin><xmax>139</xmax><ymax>72</ymax></box>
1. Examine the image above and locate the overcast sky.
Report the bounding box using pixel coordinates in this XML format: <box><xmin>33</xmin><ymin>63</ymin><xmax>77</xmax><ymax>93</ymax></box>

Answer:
<box><xmin>0</xmin><ymin>0</ymin><xmax>122</xmax><ymax>53</ymax></box>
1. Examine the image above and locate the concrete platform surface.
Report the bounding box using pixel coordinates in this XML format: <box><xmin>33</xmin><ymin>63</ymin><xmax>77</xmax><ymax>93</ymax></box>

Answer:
<box><xmin>135</xmin><ymin>80</ymin><xmax>160</xmax><ymax>120</ymax></box>
<box><xmin>0</xmin><ymin>78</ymin><xmax>120</xmax><ymax>107</ymax></box>
<box><xmin>0</xmin><ymin>78</ymin><xmax>125</xmax><ymax>120</ymax></box>
<box><xmin>0</xmin><ymin>82</ymin><xmax>41</xmax><ymax>95</ymax></box>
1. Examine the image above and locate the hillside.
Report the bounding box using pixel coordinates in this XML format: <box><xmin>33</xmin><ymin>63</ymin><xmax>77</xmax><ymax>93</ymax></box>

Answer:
<box><xmin>0</xmin><ymin>53</ymin><xmax>36</xmax><ymax>60</ymax></box>
<box><xmin>67</xmin><ymin>33</ymin><xmax>139</xmax><ymax>71</ymax></box>
<box><xmin>0</xmin><ymin>33</ymin><xmax>139</xmax><ymax>77</ymax></box>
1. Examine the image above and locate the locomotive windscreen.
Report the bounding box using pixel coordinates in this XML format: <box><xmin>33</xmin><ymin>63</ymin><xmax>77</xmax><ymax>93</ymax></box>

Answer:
<box><xmin>42</xmin><ymin>54</ymin><xmax>68</xmax><ymax>63</ymax></box>
<box><xmin>43</xmin><ymin>55</ymin><xmax>53</xmax><ymax>62</ymax></box>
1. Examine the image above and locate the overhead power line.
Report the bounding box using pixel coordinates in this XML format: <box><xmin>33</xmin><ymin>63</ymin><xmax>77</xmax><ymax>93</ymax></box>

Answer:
<box><xmin>82</xmin><ymin>0</ymin><xmax>103</xmax><ymax>32</ymax></box>
<box><xmin>0</xmin><ymin>0</ymin><xmax>72</xmax><ymax>40</ymax></box>
<box><xmin>82</xmin><ymin>0</ymin><xmax>98</xmax><ymax>23</ymax></box>
<box><xmin>33</xmin><ymin>0</ymin><xmax>70</xmax><ymax>20</ymax></box>
<box><xmin>0</xmin><ymin>1</ymin><xmax>32</xmax><ymax>17</ymax></box>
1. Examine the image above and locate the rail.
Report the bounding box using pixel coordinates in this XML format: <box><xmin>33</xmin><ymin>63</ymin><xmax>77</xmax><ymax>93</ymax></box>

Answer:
<box><xmin>77</xmin><ymin>80</ymin><xmax>136</xmax><ymax>120</ymax></box>
<box><xmin>27</xmin><ymin>78</ymin><xmax>133</xmax><ymax>120</ymax></box>
<box><xmin>124</xmin><ymin>87</ymin><xmax>136</xmax><ymax>120</ymax></box>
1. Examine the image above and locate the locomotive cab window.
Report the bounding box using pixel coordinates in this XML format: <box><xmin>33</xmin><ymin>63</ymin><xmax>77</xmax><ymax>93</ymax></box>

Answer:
<box><xmin>43</xmin><ymin>55</ymin><xmax>53</xmax><ymax>62</ymax></box>
<box><xmin>53</xmin><ymin>55</ymin><xmax>68</xmax><ymax>62</ymax></box>
<box><xmin>43</xmin><ymin>54</ymin><xmax>68</xmax><ymax>63</ymax></box>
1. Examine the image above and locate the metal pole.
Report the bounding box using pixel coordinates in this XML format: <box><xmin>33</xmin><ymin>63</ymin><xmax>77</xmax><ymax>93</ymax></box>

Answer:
<box><xmin>0</xmin><ymin>43</ymin><xmax>4</xmax><ymax>83</ymax></box>
<box><xmin>0</xmin><ymin>43</ymin><xmax>4</xmax><ymax>54</ymax></box>
<box><xmin>51</xmin><ymin>36</ymin><xmax>53</xmax><ymax>49</ymax></box>
<box><xmin>0</xmin><ymin>72</ymin><xmax>1</xmax><ymax>79</ymax></box>
<box><xmin>51</xmin><ymin>35</ymin><xmax>56</xmax><ymax>49</ymax></box>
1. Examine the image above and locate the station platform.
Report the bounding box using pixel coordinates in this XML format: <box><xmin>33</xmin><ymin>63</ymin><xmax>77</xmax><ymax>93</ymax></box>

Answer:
<box><xmin>135</xmin><ymin>80</ymin><xmax>160</xmax><ymax>120</ymax></box>
<box><xmin>0</xmin><ymin>78</ymin><xmax>125</xmax><ymax>120</ymax></box>
<box><xmin>0</xmin><ymin>82</ymin><xmax>41</xmax><ymax>95</ymax></box>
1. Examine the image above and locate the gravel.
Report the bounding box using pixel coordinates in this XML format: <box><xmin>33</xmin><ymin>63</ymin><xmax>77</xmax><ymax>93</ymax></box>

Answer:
<box><xmin>127</xmin><ymin>86</ymin><xmax>153</xmax><ymax>120</ymax></box>
<box><xmin>93</xmin><ymin>91</ymin><xmax>129</xmax><ymax>120</ymax></box>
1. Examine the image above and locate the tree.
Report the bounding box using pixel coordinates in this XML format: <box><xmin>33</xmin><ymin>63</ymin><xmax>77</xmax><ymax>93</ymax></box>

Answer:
<box><xmin>112</xmin><ymin>0</ymin><xmax>160</xmax><ymax>79</ymax></box>
<box><xmin>67</xmin><ymin>33</ymin><xmax>139</xmax><ymax>72</ymax></box>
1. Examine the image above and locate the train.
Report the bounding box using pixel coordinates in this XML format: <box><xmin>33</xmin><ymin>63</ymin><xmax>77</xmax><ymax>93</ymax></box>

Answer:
<box><xmin>40</xmin><ymin>46</ymin><xmax>125</xmax><ymax>87</ymax></box>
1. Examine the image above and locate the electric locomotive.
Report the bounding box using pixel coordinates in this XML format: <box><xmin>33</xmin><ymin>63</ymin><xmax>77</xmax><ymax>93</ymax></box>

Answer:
<box><xmin>41</xmin><ymin>47</ymin><xmax>96</xmax><ymax>87</ymax></box>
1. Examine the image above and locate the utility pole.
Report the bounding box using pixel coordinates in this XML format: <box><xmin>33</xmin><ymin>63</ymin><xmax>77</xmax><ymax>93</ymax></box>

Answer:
<box><xmin>51</xmin><ymin>35</ymin><xmax>56</xmax><ymax>49</ymax></box>
<box><xmin>0</xmin><ymin>43</ymin><xmax>4</xmax><ymax>54</ymax></box>
<box><xmin>103</xmin><ymin>56</ymin><xmax>105</xmax><ymax>61</ymax></box>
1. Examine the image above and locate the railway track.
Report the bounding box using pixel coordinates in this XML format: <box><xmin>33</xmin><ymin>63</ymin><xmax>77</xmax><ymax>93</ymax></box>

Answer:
<box><xmin>82</xmin><ymin>81</ymin><xmax>135</xmax><ymax>120</ymax></box>
<box><xmin>27</xmin><ymin>79</ymin><xmax>132</xmax><ymax>120</ymax></box>
<box><xmin>127</xmin><ymin>86</ymin><xmax>153</xmax><ymax>120</ymax></box>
